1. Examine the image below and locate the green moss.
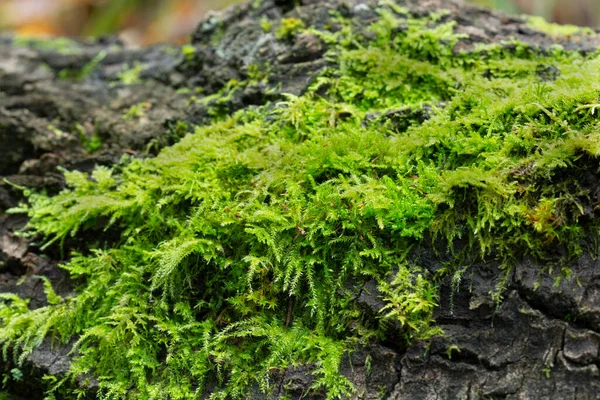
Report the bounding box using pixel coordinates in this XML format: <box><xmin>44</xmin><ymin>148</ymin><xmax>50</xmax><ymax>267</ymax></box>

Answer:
<box><xmin>122</xmin><ymin>102</ymin><xmax>149</xmax><ymax>120</ymax></box>
<box><xmin>260</xmin><ymin>16</ymin><xmax>273</xmax><ymax>33</ymax></box>
<box><xmin>13</xmin><ymin>36</ymin><xmax>80</xmax><ymax>55</ymax></box>
<box><xmin>116</xmin><ymin>62</ymin><xmax>143</xmax><ymax>85</ymax></box>
<box><xmin>181</xmin><ymin>44</ymin><xmax>196</xmax><ymax>62</ymax></box>
<box><xmin>47</xmin><ymin>124</ymin><xmax>67</xmax><ymax>138</ymax></box>
<box><xmin>74</xmin><ymin>123</ymin><xmax>103</xmax><ymax>154</ymax></box>
<box><xmin>527</xmin><ymin>15</ymin><xmax>595</xmax><ymax>37</ymax></box>
<box><xmin>58</xmin><ymin>50</ymin><xmax>107</xmax><ymax>81</ymax></box>
<box><xmin>210</xmin><ymin>23</ymin><xmax>226</xmax><ymax>47</ymax></box>
<box><xmin>275</xmin><ymin>18</ymin><xmax>306</xmax><ymax>40</ymax></box>
<box><xmin>2</xmin><ymin>7</ymin><xmax>600</xmax><ymax>400</ymax></box>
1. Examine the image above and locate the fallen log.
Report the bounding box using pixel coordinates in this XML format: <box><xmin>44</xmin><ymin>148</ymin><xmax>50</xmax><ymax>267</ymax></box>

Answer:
<box><xmin>1</xmin><ymin>0</ymin><xmax>599</xmax><ymax>398</ymax></box>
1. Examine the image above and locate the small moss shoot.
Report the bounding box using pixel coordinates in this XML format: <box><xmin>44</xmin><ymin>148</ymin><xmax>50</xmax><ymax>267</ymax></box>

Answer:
<box><xmin>122</xmin><ymin>102</ymin><xmax>150</xmax><ymax>120</ymax></box>
<box><xmin>59</xmin><ymin>50</ymin><xmax>107</xmax><ymax>81</ymax></box>
<box><xmin>74</xmin><ymin>123</ymin><xmax>103</xmax><ymax>154</ymax></box>
<box><xmin>275</xmin><ymin>18</ymin><xmax>306</xmax><ymax>40</ymax></box>
<box><xmin>2</xmin><ymin>4</ymin><xmax>600</xmax><ymax>399</ymax></box>
<box><xmin>260</xmin><ymin>16</ymin><xmax>273</xmax><ymax>33</ymax></box>
<box><xmin>116</xmin><ymin>62</ymin><xmax>143</xmax><ymax>85</ymax></box>
<box><xmin>181</xmin><ymin>44</ymin><xmax>196</xmax><ymax>62</ymax></box>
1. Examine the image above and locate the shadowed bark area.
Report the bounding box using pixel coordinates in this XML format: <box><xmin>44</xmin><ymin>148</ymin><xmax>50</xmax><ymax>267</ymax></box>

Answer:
<box><xmin>1</xmin><ymin>0</ymin><xmax>599</xmax><ymax>398</ymax></box>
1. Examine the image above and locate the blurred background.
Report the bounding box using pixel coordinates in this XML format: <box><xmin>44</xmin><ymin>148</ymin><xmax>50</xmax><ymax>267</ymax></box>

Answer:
<box><xmin>0</xmin><ymin>0</ymin><xmax>598</xmax><ymax>45</ymax></box>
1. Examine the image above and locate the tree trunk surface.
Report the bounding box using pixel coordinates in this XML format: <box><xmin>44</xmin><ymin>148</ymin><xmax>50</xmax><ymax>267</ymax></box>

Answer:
<box><xmin>1</xmin><ymin>0</ymin><xmax>599</xmax><ymax>399</ymax></box>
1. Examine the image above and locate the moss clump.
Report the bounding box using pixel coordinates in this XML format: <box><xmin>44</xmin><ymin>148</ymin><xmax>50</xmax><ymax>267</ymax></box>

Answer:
<box><xmin>275</xmin><ymin>17</ymin><xmax>306</xmax><ymax>40</ymax></box>
<box><xmin>2</xmin><ymin>4</ymin><xmax>600</xmax><ymax>399</ymax></box>
<box><xmin>116</xmin><ymin>62</ymin><xmax>143</xmax><ymax>85</ymax></box>
<box><xmin>181</xmin><ymin>44</ymin><xmax>196</xmax><ymax>62</ymax></box>
<box><xmin>122</xmin><ymin>102</ymin><xmax>150</xmax><ymax>120</ymax></box>
<box><xmin>260</xmin><ymin>16</ymin><xmax>273</xmax><ymax>33</ymax></box>
<box><xmin>527</xmin><ymin>15</ymin><xmax>595</xmax><ymax>37</ymax></box>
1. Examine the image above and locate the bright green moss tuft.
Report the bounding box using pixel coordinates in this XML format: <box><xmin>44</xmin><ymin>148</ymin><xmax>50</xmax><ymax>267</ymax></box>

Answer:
<box><xmin>275</xmin><ymin>17</ymin><xmax>306</xmax><ymax>40</ymax></box>
<box><xmin>116</xmin><ymin>62</ymin><xmax>143</xmax><ymax>85</ymax></box>
<box><xmin>527</xmin><ymin>15</ymin><xmax>595</xmax><ymax>37</ymax></box>
<box><xmin>181</xmin><ymin>44</ymin><xmax>196</xmax><ymax>61</ymax></box>
<box><xmin>2</xmin><ymin>6</ymin><xmax>600</xmax><ymax>399</ymax></box>
<box><xmin>122</xmin><ymin>102</ymin><xmax>150</xmax><ymax>120</ymax></box>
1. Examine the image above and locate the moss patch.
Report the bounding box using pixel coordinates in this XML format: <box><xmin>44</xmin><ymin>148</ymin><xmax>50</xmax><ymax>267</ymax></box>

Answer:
<box><xmin>275</xmin><ymin>17</ymin><xmax>306</xmax><ymax>40</ymax></box>
<box><xmin>527</xmin><ymin>15</ymin><xmax>595</xmax><ymax>37</ymax></box>
<box><xmin>2</xmin><ymin>4</ymin><xmax>600</xmax><ymax>399</ymax></box>
<box><xmin>13</xmin><ymin>36</ymin><xmax>80</xmax><ymax>55</ymax></box>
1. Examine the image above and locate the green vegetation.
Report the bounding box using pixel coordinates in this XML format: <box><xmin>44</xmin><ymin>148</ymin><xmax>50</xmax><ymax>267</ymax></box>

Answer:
<box><xmin>260</xmin><ymin>16</ymin><xmax>273</xmax><ymax>33</ymax></box>
<box><xmin>13</xmin><ymin>36</ymin><xmax>80</xmax><ymax>55</ymax></box>
<box><xmin>527</xmin><ymin>15</ymin><xmax>595</xmax><ymax>37</ymax></box>
<box><xmin>275</xmin><ymin>17</ymin><xmax>305</xmax><ymax>40</ymax></box>
<box><xmin>116</xmin><ymin>62</ymin><xmax>143</xmax><ymax>85</ymax></box>
<box><xmin>47</xmin><ymin>124</ymin><xmax>67</xmax><ymax>138</ymax></box>
<box><xmin>123</xmin><ymin>102</ymin><xmax>150</xmax><ymax>120</ymax></box>
<box><xmin>2</xmin><ymin>4</ymin><xmax>600</xmax><ymax>399</ymax></box>
<box><xmin>181</xmin><ymin>44</ymin><xmax>196</xmax><ymax>62</ymax></box>
<box><xmin>1</xmin><ymin>367</ymin><xmax>22</xmax><ymax>389</ymax></box>
<box><xmin>74</xmin><ymin>123</ymin><xmax>103</xmax><ymax>154</ymax></box>
<box><xmin>59</xmin><ymin>50</ymin><xmax>107</xmax><ymax>81</ymax></box>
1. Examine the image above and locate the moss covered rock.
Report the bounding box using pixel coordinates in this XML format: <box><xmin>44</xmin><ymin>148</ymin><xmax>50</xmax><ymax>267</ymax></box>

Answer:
<box><xmin>1</xmin><ymin>0</ymin><xmax>599</xmax><ymax>398</ymax></box>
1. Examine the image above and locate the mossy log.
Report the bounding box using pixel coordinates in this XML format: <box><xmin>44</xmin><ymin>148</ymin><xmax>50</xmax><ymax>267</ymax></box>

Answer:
<box><xmin>1</xmin><ymin>0</ymin><xmax>600</xmax><ymax>398</ymax></box>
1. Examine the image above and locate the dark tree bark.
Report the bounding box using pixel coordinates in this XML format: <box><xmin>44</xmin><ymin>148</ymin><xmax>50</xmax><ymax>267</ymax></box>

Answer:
<box><xmin>1</xmin><ymin>0</ymin><xmax>599</xmax><ymax>398</ymax></box>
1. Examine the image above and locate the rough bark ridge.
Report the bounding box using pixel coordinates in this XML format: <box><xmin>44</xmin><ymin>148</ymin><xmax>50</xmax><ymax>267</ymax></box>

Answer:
<box><xmin>1</xmin><ymin>0</ymin><xmax>599</xmax><ymax>398</ymax></box>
